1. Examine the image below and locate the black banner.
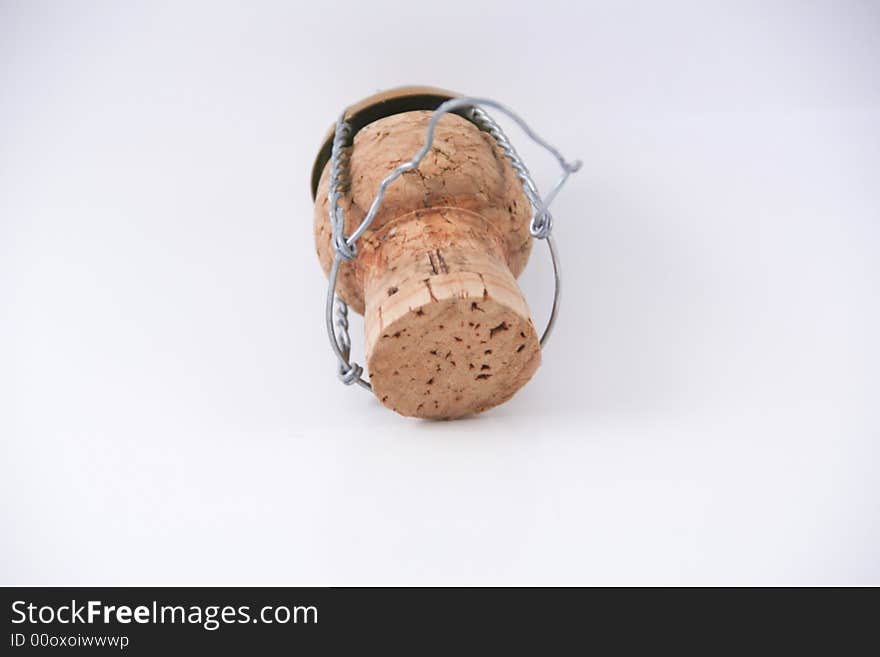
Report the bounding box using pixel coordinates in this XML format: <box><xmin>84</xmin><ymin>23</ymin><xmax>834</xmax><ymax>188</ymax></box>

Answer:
<box><xmin>1</xmin><ymin>587</ymin><xmax>873</xmax><ymax>653</ymax></box>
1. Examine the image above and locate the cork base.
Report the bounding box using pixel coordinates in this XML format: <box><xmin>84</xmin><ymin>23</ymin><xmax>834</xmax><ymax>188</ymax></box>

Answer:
<box><xmin>367</xmin><ymin>294</ymin><xmax>541</xmax><ymax>419</ymax></box>
<box><xmin>362</xmin><ymin>209</ymin><xmax>541</xmax><ymax>419</ymax></box>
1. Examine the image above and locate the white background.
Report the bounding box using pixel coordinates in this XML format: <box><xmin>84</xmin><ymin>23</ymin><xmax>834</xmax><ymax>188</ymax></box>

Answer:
<box><xmin>2</xmin><ymin>1</ymin><xmax>878</xmax><ymax>585</ymax></box>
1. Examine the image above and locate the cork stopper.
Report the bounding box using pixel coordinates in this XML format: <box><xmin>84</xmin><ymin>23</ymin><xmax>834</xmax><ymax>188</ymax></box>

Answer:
<box><xmin>313</xmin><ymin>95</ymin><xmax>541</xmax><ymax>419</ymax></box>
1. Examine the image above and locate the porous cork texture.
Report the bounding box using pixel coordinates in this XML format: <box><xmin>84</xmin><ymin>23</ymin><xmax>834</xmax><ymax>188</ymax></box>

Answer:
<box><xmin>314</xmin><ymin>109</ymin><xmax>540</xmax><ymax>419</ymax></box>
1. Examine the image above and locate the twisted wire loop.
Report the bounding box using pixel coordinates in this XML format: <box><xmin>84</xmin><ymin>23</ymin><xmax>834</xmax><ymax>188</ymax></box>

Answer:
<box><xmin>328</xmin><ymin>114</ymin><xmax>356</xmax><ymax>261</ymax></box>
<box><xmin>325</xmin><ymin>113</ymin><xmax>369</xmax><ymax>388</ymax></box>
<box><xmin>468</xmin><ymin>105</ymin><xmax>581</xmax><ymax>239</ymax></box>
<box><xmin>324</xmin><ymin>97</ymin><xmax>581</xmax><ymax>391</ymax></box>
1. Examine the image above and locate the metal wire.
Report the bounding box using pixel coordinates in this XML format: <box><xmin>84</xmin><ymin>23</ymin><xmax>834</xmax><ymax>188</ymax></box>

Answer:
<box><xmin>324</xmin><ymin>97</ymin><xmax>581</xmax><ymax>389</ymax></box>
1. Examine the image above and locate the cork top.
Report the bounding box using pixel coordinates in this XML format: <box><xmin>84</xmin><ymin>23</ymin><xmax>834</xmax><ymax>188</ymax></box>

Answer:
<box><xmin>310</xmin><ymin>86</ymin><xmax>470</xmax><ymax>200</ymax></box>
<box><xmin>313</xmin><ymin>109</ymin><xmax>535</xmax><ymax>314</ymax></box>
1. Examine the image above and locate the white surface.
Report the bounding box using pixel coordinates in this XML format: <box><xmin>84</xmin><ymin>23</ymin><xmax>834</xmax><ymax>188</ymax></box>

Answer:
<box><xmin>2</xmin><ymin>1</ymin><xmax>878</xmax><ymax>585</ymax></box>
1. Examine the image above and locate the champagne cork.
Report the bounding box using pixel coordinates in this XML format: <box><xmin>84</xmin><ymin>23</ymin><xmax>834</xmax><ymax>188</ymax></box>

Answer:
<box><xmin>312</xmin><ymin>88</ymin><xmax>541</xmax><ymax>419</ymax></box>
